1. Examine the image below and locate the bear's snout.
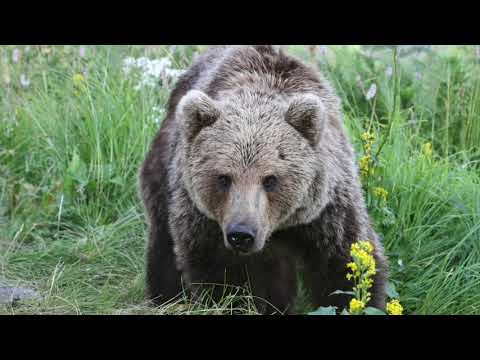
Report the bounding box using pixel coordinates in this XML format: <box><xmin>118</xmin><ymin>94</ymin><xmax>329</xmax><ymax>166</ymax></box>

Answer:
<box><xmin>226</xmin><ymin>223</ymin><xmax>256</xmax><ymax>254</ymax></box>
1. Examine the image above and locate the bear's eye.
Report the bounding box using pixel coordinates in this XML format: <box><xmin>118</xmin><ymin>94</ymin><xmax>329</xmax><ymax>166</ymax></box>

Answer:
<box><xmin>217</xmin><ymin>175</ymin><xmax>232</xmax><ymax>191</ymax></box>
<box><xmin>262</xmin><ymin>175</ymin><xmax>278</xmax><ymax>192</ymax></box>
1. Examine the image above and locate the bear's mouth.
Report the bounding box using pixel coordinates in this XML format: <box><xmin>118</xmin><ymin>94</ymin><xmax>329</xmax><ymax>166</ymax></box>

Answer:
<box><xmin>231</xmin><ymin>248</ymin><xmax>256</xmax><ymax>256</ymax></box>
<box><xmin>224</xmin><ymin>242</ymin><xmax>259</xmax><ymax>256</ymax></box>
<box><xmin>223</xmin><ymin>234</ymin><xmax>271</xmax><ymax>257</ymax></box>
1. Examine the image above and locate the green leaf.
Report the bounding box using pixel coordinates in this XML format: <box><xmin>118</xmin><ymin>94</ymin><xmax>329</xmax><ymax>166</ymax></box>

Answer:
<box><xmin>66</xmin><ymin>149</ymin><xmax>88</xmax><ymax>184</ymax></box>
<box><xmin>109</xmin><ymin>176</ymin><xmax>124</xmax><ymax>186</ymax></box>
<box><xmin>386</xmin><ymin>281</ymin><xmax>400</xmax><ymax>299</ymax></box>
<box><xmin>308</xmin><ymin>306</ymin><xmax>337</xmax><ymax>315</ymax></box>
<box><xmin>64</xmin><ymin>149</ymin><xmax>88</xmax><ymax>202</ymax></box>
<box><xmin>363</xmin><ymin>307</ymin><xmax>386</xmax><ymax>315</ymax></box>
<box><xmin>340</xmin><ymin>308</ymin><xmax>350</xmax><ymax>315</ymax></box>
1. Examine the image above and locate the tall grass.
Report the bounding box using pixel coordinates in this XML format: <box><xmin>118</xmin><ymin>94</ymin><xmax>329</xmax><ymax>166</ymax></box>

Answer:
<box><xmin>1</xmin><ymin>45</ymin><xmax>480</xmax><ymax>314</ymax></box>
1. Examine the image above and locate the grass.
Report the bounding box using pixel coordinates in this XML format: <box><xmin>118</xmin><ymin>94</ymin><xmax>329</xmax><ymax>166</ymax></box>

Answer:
<box><xmin>1</xmin><ymin>45</ymin><xmax>480</xmax><ymax>314</ymax></box>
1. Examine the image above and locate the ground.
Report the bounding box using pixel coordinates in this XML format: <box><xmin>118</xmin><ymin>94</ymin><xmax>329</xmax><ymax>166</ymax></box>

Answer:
<box><xmin>1</xmin><ymin>45</ymin><xmax>480</xmax><ymax>314</ymax></box>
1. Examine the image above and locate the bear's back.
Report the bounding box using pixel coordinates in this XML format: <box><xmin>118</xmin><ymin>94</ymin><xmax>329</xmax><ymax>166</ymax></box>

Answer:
<box><xmin>165</xmin><ymin>46</ymin><xmax>232</xmax><ymax>117</ymax></box>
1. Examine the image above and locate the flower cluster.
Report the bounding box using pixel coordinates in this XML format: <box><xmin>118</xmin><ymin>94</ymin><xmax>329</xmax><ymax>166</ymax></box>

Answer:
<box><xmin>346</xmin><ymin>240</ymin><xmax>376</xmax><ymax>314</ymax></box>
<box><xmin>386</xmin><ymin>299</ymin><xmax>403</xmax><ymax>315</ymax></box>
<box><xmin>361</xmin><ymin>131</ymin><xmax>376</xmax><ymax>152</ymax></box>
<box><xmin>373</xmin><ymin>187</ymin><xmax>389</xmax><ymax>202</ymax></box>
<box><xmin>72</xmin><ymin>73</ymin><xmax>87</xmax><ymax>96</ymax></box>
<box><xmin>122</xmin><ymin>56</ymin><xmax>185</xmax><ymax>90</ymax></box>
<box><xmin>73</xmin><ymin>73</ymin><xmax>85</xmax><ymax>86</ymax></box>
<box><xmin>358</xmin><ymin>128</ymin><xmax>396</xmax><ymax>229</ymax></box>
<box><xmin>20</xmin><ymin>74</ymin><xmax>30</xmax><ymax>88</ymax></box>
<box><xmin>422</xmin><ymin>141</ymin><xmax>433</xmax><ymax>158</ymax></box>
<box><xmin>345</xmin><ymin>240</ymin><xmax>404</xmax><ymax>315</ymax></box>
<box><xmin>349</xmin><ymin>298</ymin><xmax>365</xmax><ymax>314</ymax></box>
<box><xmin>359</xmin><ymin>155</ymin><xmax>371</xmax><ymax>178</ymax></box>
<box><xmin>151</xmin><ymin>106</ymin><xmax>165</xmax><ymax>125</ymax></box>
<box><xmin>359</xmin><ymin>131</ymin><xmax>376</xmax><ymax>178</ymax></box>
<box><xmin>365</xmin><ymin>83</ymin><xmax>377</xmax><ymax>101</ymax></box>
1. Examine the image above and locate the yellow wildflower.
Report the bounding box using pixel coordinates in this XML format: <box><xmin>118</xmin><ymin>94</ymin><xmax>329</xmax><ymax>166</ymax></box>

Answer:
<box><xmin>359</xmin><ymin>155</ymin><xmax>371</xmax><ymax>177</ymax></box>
<box><xmin>361</xmin><ymin>131</ymin><xmax>376</xmax><ymax>156</ymax></box>
<box><xmin>358</xmin><ymin>252</ymin><xmax>376</xmax><ymax>276</ymax></box>
<box><xmin>346</xmin><ymin>262</ymin><xmax>360</xmax><ymax>277</ymax></box>
<box><xmin>360</xmin><ymin>277</ymin><xmax>374</xmax><ymax>290</ymax></box>
<box><xmin>73</xmin><ymin>73</ymin><xmax>85</xmax><ymax>85</ymax></box>
<box><xmin>422</xmin><ymin>142</ymin><xmax>432</xmax><ymax>157</ymax></box>
<box><xmin>345</xmin><ymin>240</ymin><xmax>379</xmax><ymax>315</ymax></box>
<box><xmin>350</xmin><ymin>241</ymin><xmax>376</xmax><ymax>277</ymax></box>
<box><xmin>361</xmin><ymin>131</ymin><xmax>376</xmax><ymax>142</ymax></box>
<box><xmin>346</xmin><ymin>262</ymin><xmax>358</xmax><ymax>272</ymax></box>
<box><xmin>351</xmin><ymin>241</ymin><xmax>374</xmax><ymax>258</ymax></box>
<box><xmin>373</xmin><ymin>187</ymin><xmax>389</xmax><ymax>202</ymax></box>
<box><xmin>349</xmin><ymin>298</ymin><xmax>365</xmax><ymax>314</ymax></box>
<box><xmin>359</xmin><ymin>240</ymin><xmax>374</xmax><ymax>253</ymax></box>
<box><xmin>386</xmin><ymin>299</ymin><xmax>403</xmax><ymax>315</ymax></box>
<box><xmin>364</xmin><ymin>141</ymin><xmax>372</xmax><ymax>153</ymax></box>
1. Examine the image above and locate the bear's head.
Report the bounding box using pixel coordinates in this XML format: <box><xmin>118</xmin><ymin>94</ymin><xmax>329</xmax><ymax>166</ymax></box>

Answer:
<box><xmin>177</xmin><ymin>89</ymin><xmax>326</xmax><ymax>255</ymax></box>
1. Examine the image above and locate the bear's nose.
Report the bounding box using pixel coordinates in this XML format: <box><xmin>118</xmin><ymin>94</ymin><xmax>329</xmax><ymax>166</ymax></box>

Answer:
<box><xmin>226</xmin><ymin>224</ymin><xmax>256</xmax><ymax>252</ymax></box>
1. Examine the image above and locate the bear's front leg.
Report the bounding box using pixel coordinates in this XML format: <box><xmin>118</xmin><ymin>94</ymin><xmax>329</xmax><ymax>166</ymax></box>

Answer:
<box><xmin>182</xmin><ymin>255</ymin><xmax>235</xmax><ymax>307</ymax></box>
<box><xmin>146</xmin><ymin>220</ymin><xmax>183</xmax><ymax>306</ymax></box>
<box><xmin>168</xmin><ymin>190</ymin><xmax>234</xmax><ymax>307</ymax></box>
<box><xmin>182</xmin><ymin>248</ymin><xmax>298</xmax><ymax>314</ymax></box>
<box><xmin>247</xmin><ymin>253</ymin><xmax>298</xmax><ymax>315</ymax></box>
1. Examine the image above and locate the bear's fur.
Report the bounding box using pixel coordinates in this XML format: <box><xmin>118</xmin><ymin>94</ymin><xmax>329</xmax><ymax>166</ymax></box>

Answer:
<box><xmin>139</xmin><ymin>45</ymin><xmax>388</xmax><ymax>314</ymax></box>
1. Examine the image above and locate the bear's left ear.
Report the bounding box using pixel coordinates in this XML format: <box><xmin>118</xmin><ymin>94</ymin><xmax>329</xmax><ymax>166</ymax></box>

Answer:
<box><xmin>177</xmin><ymin>90</ymin><xmax>221</xmax><ymax>142</ymax></box>
<box><xmin>285</xmin><ymin>94</ymin><xmax>326</xmax><ymax>147</ymax></box>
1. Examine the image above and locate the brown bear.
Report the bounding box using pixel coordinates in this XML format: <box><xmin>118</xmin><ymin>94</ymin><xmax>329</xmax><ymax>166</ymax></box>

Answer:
<box><xmin>139</xmin><ymin>45</ymin><xmax>388</xmax><ymax>314</ymax></box>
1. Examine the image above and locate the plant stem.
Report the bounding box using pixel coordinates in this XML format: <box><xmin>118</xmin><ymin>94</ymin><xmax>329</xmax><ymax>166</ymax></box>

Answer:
<box><xmin>375</xmin><ymin>47</ymin><xmax>400</xmax><ymax>159</ymax></box>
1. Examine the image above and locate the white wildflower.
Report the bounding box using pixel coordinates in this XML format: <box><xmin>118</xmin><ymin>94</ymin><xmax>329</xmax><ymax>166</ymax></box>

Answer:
<box><xmin>164</xmin><ymin>67</ymin><xmax>185</xmax><ymax>79</ymax></box>
<box><xmin>318</xmin><ymin>45</ymin><xmax>328</xmax><ymax>56</ymax></box>
<box><xmin>123</xmin><ymin>56</ymin><xmax>184</xmax><ymax>90</ymax></box>
<box><xmin>152</xmin><ymin>106</ymin><xmax>165</xmax><ymax>125</ymax></box>
<box><xmin>79</xmin><ymin>46</ymin><xmax>86</xmax><ymax>58</ymax></box>
<box><xmin>12</xmin><ymin>48</ymin><xmax>21</xmax><ymax>63</ymax></box>
<box><xmin>135</xmin><ymin>57</ymin><xmax>149</xmax><ymax>71</ymax></box>
<box><xmin>365</xmin><ymin>83</ymin><xmax>377</xmax><ymax>100</ymax></box>
<box><xmin>20</xmin><ymin>74</ymin><xmax>30</xmax><ymax>88</ymax></box>
<box><xmin>122</xmin><ymin>57</ymin><xmax>136</xmax><ymax>75</ymax></box>
<box><xmin>415</xmin><ymin>71</ymin><xmax>422</xmax><ymax>81</ymax></box>
<box><xmin>476</xmin><ymin>46</ymin><xmax>480</xmax><ymax>60</ymax></box>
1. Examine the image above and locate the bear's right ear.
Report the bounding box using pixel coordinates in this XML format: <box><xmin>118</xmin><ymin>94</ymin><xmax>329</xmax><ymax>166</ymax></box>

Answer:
<box><xmin>285</xmin><ymin>94</ymin><xmax>326</xmax><ymax>147</ymax></box>
<box><xmin>177</xmin><ymin>90</ymin><xmax>220</xmax><ymax>142</ymax></box>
